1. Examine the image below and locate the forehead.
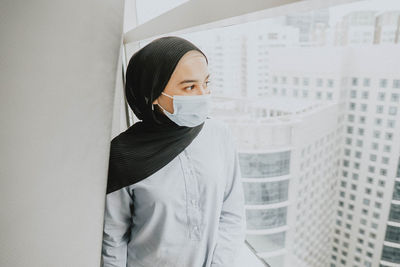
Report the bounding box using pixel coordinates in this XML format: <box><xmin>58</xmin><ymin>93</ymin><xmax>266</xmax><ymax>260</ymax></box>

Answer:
<box><xmin>171</xmin><ymin>51</ymin><xmax>208</xmax><ymax>79</ymax></box>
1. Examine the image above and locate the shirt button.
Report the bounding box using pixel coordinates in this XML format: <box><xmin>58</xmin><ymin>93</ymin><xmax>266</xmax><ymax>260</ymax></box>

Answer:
<box><xmin>191</xmin><ymin>199</ymin><xmax>197</xmax><ymax>206</ymax></box>
<box><xmin>193</xmin><ymin>226</ymin><xmax>198</xmax><ymax>231</ymax></box>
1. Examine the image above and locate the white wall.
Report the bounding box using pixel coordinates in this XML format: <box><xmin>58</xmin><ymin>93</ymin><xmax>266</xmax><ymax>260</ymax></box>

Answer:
<box><xmin>0</xmin><ymin>0</ymin><xmax>124</xmax><ymax>266</ymax></box>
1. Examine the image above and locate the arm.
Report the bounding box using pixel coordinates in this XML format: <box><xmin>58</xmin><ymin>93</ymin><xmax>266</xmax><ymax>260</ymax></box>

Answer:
<box><xmin>101</xmin><ymin>186</ymin><xmax>133</xmax><ymax>267</ymax></box>
<box><xmin>211</xmin><ymin>126</ymin><xmax>247</xmax><ymax>267</ymax></box>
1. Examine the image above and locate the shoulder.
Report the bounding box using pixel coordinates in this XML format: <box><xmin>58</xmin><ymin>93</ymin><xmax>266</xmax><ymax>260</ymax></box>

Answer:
<box><xmin>205</xmin><ymin>116</ymin><xmax>230</xmax><ymax>134</ymax></box>
<box><xmin>204</xmin><ymin>116</ymin><xmax>235</xmax><ymax>147</ymax></box>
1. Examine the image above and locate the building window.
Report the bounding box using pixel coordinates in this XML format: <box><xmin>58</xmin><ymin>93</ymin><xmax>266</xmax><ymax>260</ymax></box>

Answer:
<box><xmin>391</xmin><ymin>93</ymin><xmax>399</xmax><ymax>102</ymax></box>
<box><xmin>246</xmin><ymin>207</ymin><xmax>287</xmax><ymax>229</ymax></box>
<box><xmin>389</xmin><ymin>106</ymin><xmax>398</xmax><ymax>115</ymax></box>
<box><xmin>393</xmin><ymin>79</ymin><xmax>400</xmax><ymax>88</ymax></box>
<box><xmin>380</xmin><ymin>79</ymin><xmax>387</xmax><ymax>88</ymax></box>
<box><xmin>243</xmin><ymin>180</ymin><xmax>289</xmax><ymax>205</ymax></box>
<box><xmin>387</xmin><ymin>120</ymin><xmax>395</xmax><ymax>128</ymax></box>
<box><xmin>371</xmin><ymin>142</ymin><xmax>378</xmax><ymax>150</ymax></box>
<box><xmin>368</xmin><ymin>166</ymin><xmax>375</xmax><ymax>173</ymax></box>
<box><xmin>361</xmin><ymin>104</ymin><xmax>367</xmax><ymax>111</ymax></box>
<box><xmin>239</xmin><ymin>151</ymin><xmax>290</xmax><ymax>178</ymax></box>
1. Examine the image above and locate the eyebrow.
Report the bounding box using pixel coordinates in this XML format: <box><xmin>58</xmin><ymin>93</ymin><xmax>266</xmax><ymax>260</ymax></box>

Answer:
<box><xmin>178</xmin><ymin>74</ymin><xmax>210</xmax><ymax>85</ymax></box>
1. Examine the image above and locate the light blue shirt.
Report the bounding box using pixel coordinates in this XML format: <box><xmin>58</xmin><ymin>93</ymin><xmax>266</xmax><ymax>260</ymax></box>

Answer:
<box><xmin>101</xmin><ymin>117</ymin><xmax>247</xmax><ymax>267</ymax></box>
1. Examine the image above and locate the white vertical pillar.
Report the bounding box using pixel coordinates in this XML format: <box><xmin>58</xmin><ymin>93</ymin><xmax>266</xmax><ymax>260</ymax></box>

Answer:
<box><xmin>0</xmin><ymin>0</ymin><xmax>125</xmax><ymax>266</ymax></box>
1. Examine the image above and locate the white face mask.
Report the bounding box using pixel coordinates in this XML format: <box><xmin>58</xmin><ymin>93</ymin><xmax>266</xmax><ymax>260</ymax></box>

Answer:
<box><xmin>157</xmin><ymin>92</ymin><xmax>212</xmax><ymax>127</ymax></box>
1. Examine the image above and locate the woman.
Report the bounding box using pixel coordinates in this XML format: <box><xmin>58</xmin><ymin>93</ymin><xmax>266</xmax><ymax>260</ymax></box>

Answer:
<box><xmin>101</xmin><ymin>36</ymin><xmax>246</xmax><ymax>267</ymax></box>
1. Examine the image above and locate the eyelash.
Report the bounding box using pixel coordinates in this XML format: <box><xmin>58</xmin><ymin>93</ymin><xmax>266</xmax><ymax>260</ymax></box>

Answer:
<box><xmin>185</xmin><ymin>80</ymin><xmax>211</xmax><ymax>90</ymax></box>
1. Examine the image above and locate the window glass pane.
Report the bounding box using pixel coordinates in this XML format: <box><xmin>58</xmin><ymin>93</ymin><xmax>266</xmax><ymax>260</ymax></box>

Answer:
<box><xmin>243</xmin><ymin>180</ymin><xmax>289</xmax><ymax>205</ymax></box>
<box><xmin>382</xmin><ymin>246</ymin><xmax>400</xmax><ymax>263</ymax></box>
<box><xmin>246</xmin><ymin>207</ymin><xmax>287</xmax><ymax>229</ymax></box>
<box><xmin>239</xmin><ymin>151</ymin><xmax>290</xmax><ymax>178</ymax></box>
<box><xmin>246</xmin><ymin>232</ymin><xmax>286</xmax><ymax>253</ymax></box>
<box><xmin>389</xmin><ymin>204</ymin><xmax>400</xmax><ymax>223</ymax></box>
<box><xmin>393</xmin><ymin>181</ymin><xmax>400</xmax><ymax>201</ymax></box>
<box><xmin>132</xmin><ymin>2</ymin><xmax>400</xmax><ymax>267</ymax></box>
<box><xmin>385</xmin><ymin>225</ymin><xmax>400</xmax><ymax>243</ymax></box>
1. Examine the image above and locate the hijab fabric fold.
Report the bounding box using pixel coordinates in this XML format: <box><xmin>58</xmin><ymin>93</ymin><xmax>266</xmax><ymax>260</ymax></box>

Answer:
<box><xmin>106</xmin><ymin>36</ymin><xmax>209</xmax><ymax>194</ymax></box>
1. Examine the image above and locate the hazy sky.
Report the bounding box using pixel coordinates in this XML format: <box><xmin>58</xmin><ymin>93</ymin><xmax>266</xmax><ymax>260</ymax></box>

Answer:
<box><xmin>329</xmin><ymin>0</ymin><xmax>400</xmax><ymax>25</ymax></box>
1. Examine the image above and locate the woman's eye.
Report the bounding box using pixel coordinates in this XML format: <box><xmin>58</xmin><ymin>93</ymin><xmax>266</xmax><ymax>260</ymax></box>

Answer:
<box><xmin>205</xmin><ymin>81</ymin><xmax>211</xmax><ymax>86</ymax></box>
<box><xmin>185</xmin><ymin>85</ymin><xmax>195</xmax><ymax>90</ymax></box>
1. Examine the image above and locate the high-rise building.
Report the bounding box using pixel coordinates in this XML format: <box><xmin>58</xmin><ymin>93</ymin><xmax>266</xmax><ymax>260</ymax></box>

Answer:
<box><xmin>374</xmin><ymin>11</ymin><xmax>400</xmax><ymax>44</ymax></box>
<box><xmin>263</xmin><ymin>45</ymin><xmax>400</xmax><ymax>267</ymax></box>
<box><xmin>211</xmin><ymin>96</ymin><xmax>340</xmax><ymax>267</ymax></box>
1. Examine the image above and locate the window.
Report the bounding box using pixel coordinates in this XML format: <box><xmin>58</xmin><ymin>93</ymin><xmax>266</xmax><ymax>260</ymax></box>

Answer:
<box><xmin>387</xmin><ymin>120</ymin><xmax>395</xmax><ymax>128</ymax></box>
<box><xmin>382</xmin><ymin>157</ymin><xmax>389</xmax><ymax>164</ymax></box>
<box><xmin>373</xmin><ymin>130</ymin><xmax>380</xmax><ymax>138</ymax></box>
<box><xmin>348</xmin><ymin>114</ymin><xmax>354</xmax><ymax>122</ymax></box>
<box><xmin>389</xmin><ymin>106</ymin><xmax>397</xmax><ymax>115</ymax></box>
<box><xmin>371</xmin><ymin>142</ymin><xmax>378</xmax><ymax>150</ymax></box>
<box><xmin>391</xmin><ymin>93</ymin><xmax>399</xmax><ymax>102</ymax></box>
<box><xmin>360</xmin><ymin>104</ymin><xmax>367</xmax><ymax>112</ymax></box>
<box><xmin>380</xmin><ymin>79</ymin><xmax>387</xmax><ymax>88</ymax></box>
<box><xmin>129</xmin><ymin>2</ymin><xmax>400</xmax><ymax>267</ymax></box>
<box><xmin>239</xmin><ymin>151</ymin><xmax>290</xmax><ymax>178</ymax></box>
<box><xmin>393</xmin><ymin>79</ymin><xmax>400</xmax><ymax>88</ymax></box>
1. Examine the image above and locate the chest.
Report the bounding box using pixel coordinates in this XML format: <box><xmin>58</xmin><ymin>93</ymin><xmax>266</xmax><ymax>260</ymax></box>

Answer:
<box><xmin>129</xmin><ymin>127</ymin><xmax>227</xmax><ymax>215</ymax></box>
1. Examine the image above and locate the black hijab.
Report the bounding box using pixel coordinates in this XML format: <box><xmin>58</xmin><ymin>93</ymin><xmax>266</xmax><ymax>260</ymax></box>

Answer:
<box><xmin>106</xmin><ymin>36</ymin><xmax>209</xmax><ymax>194</ymax></box>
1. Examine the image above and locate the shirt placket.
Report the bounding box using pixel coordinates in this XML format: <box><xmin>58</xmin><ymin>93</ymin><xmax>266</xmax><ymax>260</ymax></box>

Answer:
<box><xmin>180</xmin><ymin>149</ymin><xmax>202</xmax><ymax>241</ymax></box>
